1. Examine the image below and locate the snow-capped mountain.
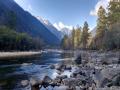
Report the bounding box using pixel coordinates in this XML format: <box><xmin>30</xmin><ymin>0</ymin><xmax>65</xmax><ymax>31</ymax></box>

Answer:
<box><xmin>61</xmin><ymin>27</ymin><xmax>72</xmax><ymax>36</ymax></box>
<box><xmin>53</xmin><ymin>22</ymin><xmax>73</xmax><ymax>37</ymax></box>
<box><xmin>91</xmin><ymin>27</ymin><xmax>97</xmax><ymax>37</ymax></box>
<box><xmin>36</xmin><ymin>16</ymin><xmax>63</xmax><ymax>40</ymax></box>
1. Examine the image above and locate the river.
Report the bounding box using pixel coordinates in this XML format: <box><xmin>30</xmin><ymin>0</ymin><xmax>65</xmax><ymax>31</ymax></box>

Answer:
<box><xmin>0</xmin><ymin>50</ymin><xmax>76</xmax><ymax>90</ymax></box>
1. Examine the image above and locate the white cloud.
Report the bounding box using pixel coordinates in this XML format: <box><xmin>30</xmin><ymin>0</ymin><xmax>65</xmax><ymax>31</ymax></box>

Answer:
<box><xmin>27</xmin><ymin>4</ymin><xmax>33</xmax><ymax>12</ymax></box>
<box><xmin>90</xmin><ymin>0</ymin><xmax>110</xmax><ymax>16</ymax></box>
<box><xmin>53</xmin><ymin>22</ymin><xmax>73</xmax><ymax>31</ymax></box>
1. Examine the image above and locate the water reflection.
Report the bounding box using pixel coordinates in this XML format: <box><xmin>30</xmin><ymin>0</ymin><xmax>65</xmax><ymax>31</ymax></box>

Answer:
<box><xmin>0</xmin><ymin>50</ymin><xmax>76</xmax><ymax>90</ymax></box>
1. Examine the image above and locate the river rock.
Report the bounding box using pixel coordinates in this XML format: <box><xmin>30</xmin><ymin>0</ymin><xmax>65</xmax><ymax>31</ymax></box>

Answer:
<box><xmin>21</xmin><ymin>80</ymin><xmax>29</xmax><ymax>87</ymax></box>
<box><xmin>56</xmin><ymin>75</ymin><xmax>68</xmax><ymax>80</ymax></box>
<box><xmin>75</xmin><ymin>55</ymin><xmax>82</xmax><ymax>64</ymax></box>
<box><xmin>56</xmin><ymin>63</ymin><xmax>66</xmax><ymax>71</ymax></box>
<box><xmin>111</xmin><ymin>73</ymin><xmax>120</xmax><ymax>86</ymax></box>
<box><xmin>30</xmin><ymin>78</ymin><xmax>40</xmax><ymax>90</ymax></box>
<box><xmin>65</xmin><ymin>65</ymin><xmax>72</xmax><ymax>70</ymax></box>
<box><xmin>43</xmin><ymin>76</ymin><xmax>52</xmax><ymax>83</ymax></box>
<box><xmin>63</xmin><ymin>78</ymin><xmax>82</xmax><ymax>87</ymax></box>
<box><xmin>30</xmin><ymin>78</ymin><xmax>40</xmax><ymax>86</ymax></box>
<box><xmin>50</xmin><ymin>64</ymin><xmax>55</xmax><ymax>69</ymax></box>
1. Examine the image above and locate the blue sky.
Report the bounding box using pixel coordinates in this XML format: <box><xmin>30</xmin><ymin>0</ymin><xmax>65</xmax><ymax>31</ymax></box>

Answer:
<box><xmin>14</xmin><ymin>0</ymin><xmax>110</xmax><ymax>30</ymax></box>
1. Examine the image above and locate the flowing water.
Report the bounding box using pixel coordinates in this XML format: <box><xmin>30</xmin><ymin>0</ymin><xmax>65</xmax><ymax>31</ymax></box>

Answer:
<box><xmin>0</xmin><ymin>50</ymin><xmax>76</xmax><ymax>90</ymax></box>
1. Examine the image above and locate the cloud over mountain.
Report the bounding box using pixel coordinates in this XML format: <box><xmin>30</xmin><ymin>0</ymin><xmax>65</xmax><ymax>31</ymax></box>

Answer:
<box><xmin>53</xmin><ymin>22</ymin><xmax>73</xmax><ymax>31</ymax></box>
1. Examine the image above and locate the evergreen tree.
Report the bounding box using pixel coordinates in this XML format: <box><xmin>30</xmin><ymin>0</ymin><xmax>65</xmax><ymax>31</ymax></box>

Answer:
<box><xmin>61</xmin><ymin>35</ymin><xmax>70</xmax><ymax>49</ymax></box>
<box><xmin>95</xmin><ymin>6</ymin><xmax>107</xmax><ymax>49</ymax></box>
<box><xmin>104</xmin><ymin>0</ymin><xmax>120</xmax><ymax>49</ymax></box>
<box><xmin>76</xmin><ymin>26</ymin><xmax>81</xmax><ymax>48</ymax></box>
<box><xmin>71</xmin><ymin>27</ymin><xmax>76</xmax><ymax>49</ymax></box>
<box><xmin>81</xmin><ymin>21</ymin><xmax>90</xmax><ymax>49</ymax></box>
<box><xmin>107</xmin><ymin>0</ymin><xmax>120</xmax><ymax>29</ymax></box>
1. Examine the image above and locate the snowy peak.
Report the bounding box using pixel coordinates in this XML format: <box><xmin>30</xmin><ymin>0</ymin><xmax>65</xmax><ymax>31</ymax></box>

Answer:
<box><xmin>36</xmin><ymin>16</ymin><xmax>63</xmax><ymax>40</ymax></box>
<box><xmin>36</xmin><ymin>16</ymin><xmax>52</xmax><ymax>26</ymax></box>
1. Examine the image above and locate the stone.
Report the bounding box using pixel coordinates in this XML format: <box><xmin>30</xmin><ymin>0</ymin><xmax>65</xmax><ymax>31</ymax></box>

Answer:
<box><xmin>21</xmin><ymin>80</ymin><xmax>29</xmax><ymax>87</ymax></box>
<box><xmin>43</xmin><ymin>76</ymin><xmax>52</xmax><ymax>83</ymax></box>
<box><xmin>30</xmin><ymin>78</ymin><xmax>40</xmax><ymax>90</ymax></box>
<box><xmin>56</xmin><ymin>63</ymin><xmax>65</xmax><ymax>71</ymax></box>
<box><xmin>75</xmin><ymin>55</ymin><xmax>82</xmax><ymax>64</ymax></box>
<box><xmin>56</xmin><ymin>75</ymin><xmax>68</xmax><ymax>80</ymax></box>
<box><xmin>65</xmin><ymin>65</ymin><xmax>72</xmax><ymax>70</ymax></box>
<box><xmin>30</xmin><ymin>78</ymin><xmax>40</xmax><ymax>86</ymax></box>
<box><xmin>50</xmin><ymin>64</ymin><xmax>55</xmax><ymax>69</ymax></box>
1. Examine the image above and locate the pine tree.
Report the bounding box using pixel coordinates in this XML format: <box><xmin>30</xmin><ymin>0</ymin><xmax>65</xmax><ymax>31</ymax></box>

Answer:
<box><xmin>71</xmin><ymin>27</ymin><xmax>76</xmax><ymax>49</ymax></box>
<box><xmin>95</xmin><ymin>6</ymin><xmax>107</xmax><ymax>49</ymax></box>
<box><xmin>81</xmin><ymin>21</ymin><xmax>90</xmax><ymax>49</ymax></box>
<box><xmin>108</xmin><ymin>0</ymin><xmax>120</xmax><ymax>29</ymax></box>
<box><xmin>104</xmin><ymin>0</ymin><xmax>120</xmax><ymax>49</ymax></box>
<box><xmin>76</xmin><ymin>26</ymin><xmax>81</xmax><ymax>48</ymax></box>
<box><xmin>61</xmin><ymin>35</ymin><xmax>70</xmax><ymax>49</ymax></box>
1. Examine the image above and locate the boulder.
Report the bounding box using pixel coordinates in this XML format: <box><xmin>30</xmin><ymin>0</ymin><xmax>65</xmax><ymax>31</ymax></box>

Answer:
<box><xmin>43</xmin><ymin>76</ymin><xmax>52</xmax><ymax>83</ymax></box>
<box><xmin>30</xmin><ymin>78</ymin><xmax>40</xmax><ymax>90</ymax></box>
<box><xmin>21</xmin><ymin>80</ymin><xmax>29</xmax><ymax>87</ymax></box>
<box><xmin>63</xmin><ymin>78</ymin><xmax>82</xmax><ymax>87</ymax></box>
<box><xmin>50</xmin><ymin>64</ymin><xmax>55</xmax><ymax>69</ymax></box>
<box><xmin>65</xmin><ymin>65</ymin><xmax>72</xmax><ymax>70</ymax></box>
<box><xmin>30</xmin><ymin>78</ymin><xmax>40</xmax><ymax>86</ymax></box>
<box><xmin>56</xmin><ymin>63</ymin><xmax>65</xmax><ymax>71</ymax></box>
<box><xmin>75</xmin><ymin>55</ymin><xmax>82</xmax><ymax>64</ymax></box>
<box><xmin>56</xmin><ymin>75</ymin><xmax>68</xmax><ymax>80</ymax></box>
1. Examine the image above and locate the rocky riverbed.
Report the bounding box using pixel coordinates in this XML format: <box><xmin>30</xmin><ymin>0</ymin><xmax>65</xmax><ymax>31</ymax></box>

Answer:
<box><xmin>20</xmin><ymin>50</ymin><xmax>120</xmax><ymax>90</ymax></box>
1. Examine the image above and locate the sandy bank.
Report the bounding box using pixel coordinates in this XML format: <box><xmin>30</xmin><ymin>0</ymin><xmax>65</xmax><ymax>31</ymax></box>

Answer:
<box><xmin>0</xmin><ymin>51</ymin><xmax>42</xmax><ymax>59</ymax></box>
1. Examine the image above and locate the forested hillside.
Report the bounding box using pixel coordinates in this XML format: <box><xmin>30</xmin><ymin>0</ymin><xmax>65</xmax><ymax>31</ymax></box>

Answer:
<box><xmin>0</xmin><ymin>0</ymin><xmax>60</xmax><ymax>47</ymax></box>
<box><xmin>0</xmin><ymin>26</ymin><xmax>42</xmax><ymax>51</ymax></box>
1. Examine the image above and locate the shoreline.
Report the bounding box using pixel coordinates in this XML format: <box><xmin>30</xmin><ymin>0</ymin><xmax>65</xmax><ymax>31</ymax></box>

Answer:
<box><xmin>0</xmin><ymin>51</ymin><xmax>42</xmax><ymax>59</ymax></box>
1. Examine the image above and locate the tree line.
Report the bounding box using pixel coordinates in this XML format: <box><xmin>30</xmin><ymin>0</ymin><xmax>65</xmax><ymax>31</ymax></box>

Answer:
<box><xmin>0</xmin><ymin>26</ymin><xmax>42</xmax><ymax>51</ymax></box>
<box><xmin>61</xmin><ymin>0</ymin><xmax>120</xmax><ymax>50</ymax></box>
<box><xmin>61</xmin><ymin>22</ymin><xmax>90</xmax><ymax>50</ymax></box>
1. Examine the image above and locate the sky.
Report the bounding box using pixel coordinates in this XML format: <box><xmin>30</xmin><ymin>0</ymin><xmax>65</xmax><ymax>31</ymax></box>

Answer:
<box><xmin>14</xmin><ymin>0</ymin><xmax>110</xmax><ymax>31</ymax></box>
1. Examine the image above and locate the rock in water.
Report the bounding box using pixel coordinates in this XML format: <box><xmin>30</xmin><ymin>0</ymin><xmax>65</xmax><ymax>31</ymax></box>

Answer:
<box><xmin>50</xmin><ymin>64</ymin><xmax>55</xmax><ymax>69</ymax></box>
<box><xmin>56</xmin><ymin>75</ymin><xmax>68</xmax><ymax>80</ymax></box>
<box><xmin>30</xmin><ymin>78</ymin><xmax>40</xmax><ymax>90</ymax></box>
<box><xmin>75</xmin><ymin>55</ymin><xmax>82</xmax><ymax>64</ymax></box>
<box><xmin>21</xmin><ymin>80</ymin><xmax>29</xmax><ymax>87</ymax></box>
<box><xmin>56</xmin><ymin>63</ymin><xmax>65</xmax><ymax>71</ymax></box>
<box><xmin>43</xmin><ymin>76</ymin><xmax>52</xmax><ymax>83</ymax></box>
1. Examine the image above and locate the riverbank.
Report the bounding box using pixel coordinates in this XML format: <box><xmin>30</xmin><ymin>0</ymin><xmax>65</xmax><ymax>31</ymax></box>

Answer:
<box><xmin>0</xmin><ymin>51</ymin><xmax>42</xmax><ymax>59</ymax></box>
<box><xmin>28</xmin><ymin>50</ymin><xmax>120</xmax><ymax>90</ymax></box>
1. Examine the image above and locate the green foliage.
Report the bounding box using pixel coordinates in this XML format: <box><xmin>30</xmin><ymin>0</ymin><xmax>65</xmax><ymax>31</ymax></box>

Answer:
<box><xmin>76</xmin><ymin>26</ymin><xmax>81</xmax><ymax>48</ymax></box>
<box><xmin>95</xmin><ymin>6</ymin><xmax>107</xmax><ymax>49</ymax></box>
<box><xmin>61</xmin><ymin>23</ymin><xmax>90</xmax><ymax>50</ymax></box>
<box><xmin>81</xmin><ymin>21</ymin><xmax>90</xmax><ymax>49</ymax></box>
<box><xmin>104</xmin><ymin>23</ymin><xmax>120</xmax><ymax>50</ymax></box>
<box><xmin>108</xmin><ymin>1</ymin><xmax>120</xmax><ymax>27</ymax></box>
<box><xmin>61</xmin><ymin>35</ymin><xmax>70</xmax><ymax>49</ymax></box>
<box><xmin>90</xmin><ymin>1</ymin><xmax>120</xmax><ymax>50</ymax></box>
<box><xmin>7</xmin><ymin>11</ymin><xmax>17</xmax><ymax>29</ymax></box>
<box><xmin>0</xmin><ymin>26</ymin><xmax>41</xmax><ymax>51</ymax></box>
<box><xmin>61</xmin><ymin>1</ymin><xmax>120</xmax><ymax>50</ymax></box>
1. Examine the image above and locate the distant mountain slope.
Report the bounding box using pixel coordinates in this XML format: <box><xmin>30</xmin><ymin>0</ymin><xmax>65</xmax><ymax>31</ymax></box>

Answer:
<box><xmin>91</xmin><ymin>27</ymin><xmax>97</xmax><ymax>37</ymax></box>
<box><xmin>0</xmin><ymin>0</ymin><xmax>60</xmax><ymax>46</ymax></box>
<box><xmin>36</xmin><ymin>16</ymin><xmax>63</xmax><ymax>40</ymax></box>
<box><xmin>61</xmin><ymin>27</ymin><xmax>72</xmax><ymax>36</ymax></box>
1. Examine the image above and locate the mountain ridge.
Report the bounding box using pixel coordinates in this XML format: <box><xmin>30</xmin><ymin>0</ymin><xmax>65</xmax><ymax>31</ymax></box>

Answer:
<box><xmin>0</xmin><ymin>0</ymin><xmax>60</xmax><ymax>46</ymax></box>
<box><xmin>36</xmin><ymin>16</ymin><xmax>63</xmax><ymax>40</ymax></box>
